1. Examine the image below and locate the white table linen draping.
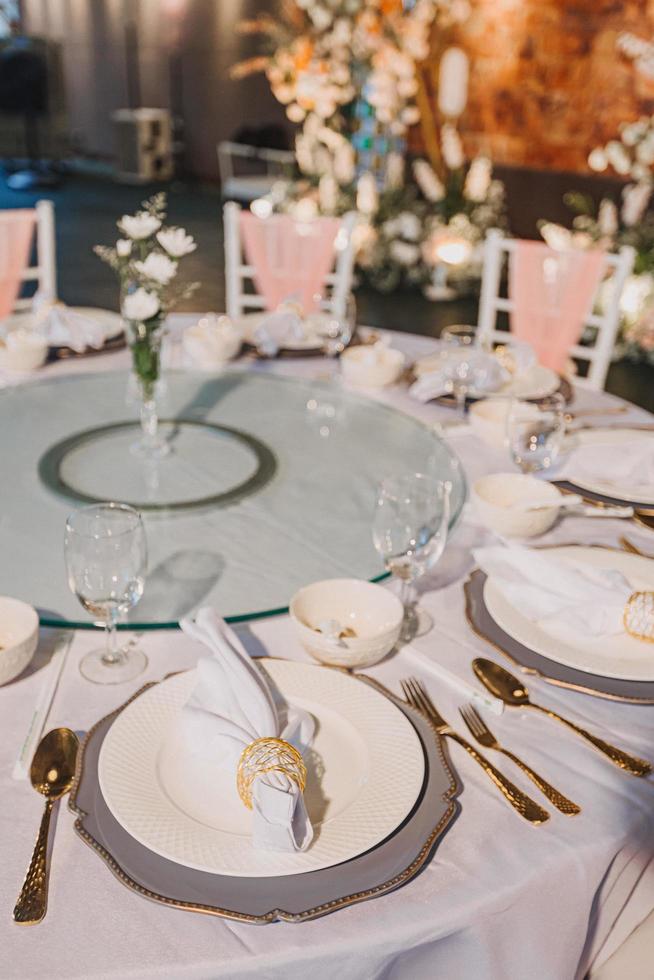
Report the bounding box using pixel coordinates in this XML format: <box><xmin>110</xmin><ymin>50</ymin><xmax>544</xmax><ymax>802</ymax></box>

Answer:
<box><xmin>1</xmin><ymin>318</ymin><xmax>653</xmax><ymax>980</ymax></box>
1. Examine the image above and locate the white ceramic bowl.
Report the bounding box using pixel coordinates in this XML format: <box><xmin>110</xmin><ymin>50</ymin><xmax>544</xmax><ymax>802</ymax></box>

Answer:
<box><xmin>0</xmin><ymin>597</ymin><xmax>39</xmax><ymax>685</ymax></box>
<box><xmin>468</xmin><ymin>398</ymin><xmax>512</xmax><ymax>450</ymax></box>
<box><xmin>289</xmin><ymin>578</ymin><xmax>403</xmax><ymax>668</ymax></box>
<box><xmin>340</xmin><ymin>346</ymin><xmax>405</xmax><ymax>388</ymax></box>
<box><xmin>472</xmin><ymin>473</ymin><xmax>562</xmax><ymax>538</ymax></box>
<box><xmin>0</xmin><ymin>330</ymin><xmax>48</xmax><ymax>373</ymax></box>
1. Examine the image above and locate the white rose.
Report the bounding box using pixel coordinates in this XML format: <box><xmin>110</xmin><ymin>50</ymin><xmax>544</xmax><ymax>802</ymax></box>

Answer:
<box><xmin>156</xmin><ymin>227</ymin><xmax>197</xmax><ymax>257</ymax></box>
<box><xmin>588</xmin><ymin>148</ymin><xmax>608</xmax><ymax>172</ymax></box>
<box><xmin>397</xmin><ymin>211</ymin><xmax>422</xmax><ymax>241</ymax></box>
<box><xmin>622</xmin><ymin>181</ymin><xmax>652</xmax><ymax>227</ymax></box>
<box><xmin>606</xmin><ymin>140</ymin><xmax>632</xmax><ymax>175</ymax></box>
<box><xmin>597</xmin><ymin>198</ymin><xmax>618</xmax><ymax>238</ymax></box>
<box><xmin>464</xmin><ymin>156</ymin><xmax>492</xmax><ymax>202</ymax></box>
<box><xmin>441</xmin><ymin>123</ymin><xmax>465</xmax><ymax>170</ymax></box>
<box><xmin>118</xmin><ymin>212</ymin><xmax>162</xmax><ymax>240</ymax></box>
<box><xmin>134</xmin><ymin>251</ymin><xmax>178</xmax><ymax>285</ymax></box>
<box><xmin>413</xmin><ymin>159</ymin><xmax>445</xmax><ymax>202</ymax></box>
<box><xmin>287</xmin><ymin>103</ymin><xmax>307</xmax><ymax>123</ymax></box>
<box><xmin>122</xmin><ymin>287</ymin><xmax>160</xmax><ymax>322</ymax></box>
<box><xmin>389</xmin><ymin>240</ymin><xmax>421</xmax><ymax>266</ymax></box>
<box><xmin>116</xmin><ymin>238</ymin><xmax>132</xmax><ymax>257</ymax></box>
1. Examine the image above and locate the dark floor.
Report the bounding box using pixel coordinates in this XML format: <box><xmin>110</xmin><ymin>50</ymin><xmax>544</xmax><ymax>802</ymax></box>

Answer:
<box><xmin>2</xmin><ymin>171</ymin><xmax>652</xmax><ymax>411</ymax></box>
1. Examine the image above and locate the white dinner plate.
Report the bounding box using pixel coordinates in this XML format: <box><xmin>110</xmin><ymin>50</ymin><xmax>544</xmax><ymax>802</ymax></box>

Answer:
<box><xmin>98</xmin><ymin>659</ymin><xmax>425</xmax><ymax>877</ymax></box>
<box><xmin>560</xmin><ymin>428</ymin><xmax>654</xmax><ymax>505</ymax></box>
<box><xmin>484</xmin><ymin>546</ymin><xmax>654</xmax><ymax>682</ymax></box>
<box><xmin>237</xmin><ymin>312</ymin><xmax>329</xmax><ymax>351</ymax></box>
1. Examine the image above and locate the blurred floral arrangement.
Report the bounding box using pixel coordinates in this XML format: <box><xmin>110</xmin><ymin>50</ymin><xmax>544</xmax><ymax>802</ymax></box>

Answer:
<box><xmin>233</xmin><ymin>0</ymin><xmax>506</xmax><ymax>294</ymax></box>
<box><xmin>537</xmin><ymin>33</ymin><xmax>654</xmax><ymax>365</ymax></box>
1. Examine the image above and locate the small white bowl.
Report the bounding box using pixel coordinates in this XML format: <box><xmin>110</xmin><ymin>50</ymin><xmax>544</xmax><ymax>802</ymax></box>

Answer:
<box><xmin>0</xmin><ymin>597</ymin><xmax>39</xmax><ymax>685</ymax></box>
<box><xmin>182</xmin><ymin>315</ymin><xmax>243</xmax><ymax>368</ymax></box>
<box><xmin>0</xmin><ymin>329</ymin><xmax>48</xmax><ymax>373</ymax></box>
<box><xmin>340</xmin><ymin>345</ymin><xmax>405</xmax><ymax>388</ymax></box>
<box><xmin>472</xmin><ymin>473</ymin><xmax>562</xmax><ymax>538</ymax></box>
<box><xmin>468</xmin><ymin>398</ymin><xmax>512</xmax><ymax>450</ymax></box>
<box><xmin>289</xmin><ymin>578</ymin><xmax>403</xmax><ymax>668</ymax></box>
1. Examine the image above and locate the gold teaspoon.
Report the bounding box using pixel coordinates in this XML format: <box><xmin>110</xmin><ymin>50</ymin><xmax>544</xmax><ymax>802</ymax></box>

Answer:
<box><xmin>13</xmin><ymin>728</ymin><xmax>79</xmax><ymax>925</ymax></box>
<box><xmin>472</xmin><ymin>660</ymin><xmax>652</xmax><ymax>778</ymax></box>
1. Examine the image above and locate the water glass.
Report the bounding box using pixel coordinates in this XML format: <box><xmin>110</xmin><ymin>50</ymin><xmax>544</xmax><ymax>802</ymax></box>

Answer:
<box><xmin>506</xmin><ymin>393</ymin><xmax>566</xmax><ymax>473</ymax></box>
<box><xmin>440</xmin><ymin>324</ymin><xmax>480</xmax><ymax>418</ymax></box>
<box><xmin>372</xmin><ymin>474</ymin><xmax>451</xmax><ymax>641</ymax></box>
<box><xmin>64</xmin><ymin>502</ymin><xmax>148</xmax><ymax>684</ymax></box>
<box><xmin>316</xmin><ymin>293</ymin><xmax>356</xmax><ymax>357</ymax></box>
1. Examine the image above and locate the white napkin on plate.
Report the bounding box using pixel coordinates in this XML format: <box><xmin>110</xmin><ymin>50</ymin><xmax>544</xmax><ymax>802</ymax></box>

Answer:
<box><xmin>35</xmin><ymin>300</ymin><xmax>106</xmax><ymax>352</ymax></box>
<box><xmin>556</xmin><ymin>438</ymin><xmax>654</xmax><ymax>493</ymax></box>
<box><xmin>409</xmin><ymin>348</ymin><xmax>508</xmax><ymax>403</ymax></box>
<box><xmin>179</xmin><ymin>607</ymin><xmax>315</xmax><ymax>853</ymax></box>
<box><xmin>474</xmin><ymin>544</ymin><xmax>633</xmax><ymax>638</ymax></box>
<box><xmin>254</xmin><ymin>302</ymin><xmax>306</xmax><ymax>356</ymax></box>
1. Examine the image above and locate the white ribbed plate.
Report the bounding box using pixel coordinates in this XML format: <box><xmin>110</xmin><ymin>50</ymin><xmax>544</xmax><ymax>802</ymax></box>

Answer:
<box><xmin>98</xmin><ymin>659</ymin><xmax>424</xmax><ymax>877</ymax></box>
<box><xmin>562</xmin><ymin>428</ymin><xmax>654</xmax><ymax>505</ymax></box>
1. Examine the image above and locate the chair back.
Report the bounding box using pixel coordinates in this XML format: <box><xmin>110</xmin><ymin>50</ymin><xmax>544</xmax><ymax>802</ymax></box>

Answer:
<box><xmin>477</xmin><ymin>229</ymin><xmax>635</xmax><ymax>390</ymax></box>
<box><xmin>0</xmin><ymin>200</ymin><xmax>56</xmax><ymax>316</ymax></box>
<box><xmin>224</xmin><ymin>202</ymin><xmax>357</xmax><ymax>319</ymax></box>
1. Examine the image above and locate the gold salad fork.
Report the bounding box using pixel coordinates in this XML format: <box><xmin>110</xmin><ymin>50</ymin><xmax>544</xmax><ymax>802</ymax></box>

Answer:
<box><xmin>459</xmin><ymin>703</ymin><xmax>580</xmax><ymax>816</ymax></box>
<box><xmin>401</xmin><ymin>678</ymin><xmax>549</xmax><ymax>825</ymax></box>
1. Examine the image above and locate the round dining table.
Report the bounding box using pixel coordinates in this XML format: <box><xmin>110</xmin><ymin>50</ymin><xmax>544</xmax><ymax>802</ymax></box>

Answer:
<box><xmin>1</xmin><ymin>316</ymin><xmax>653</xmax><ymax>980</ymax></box>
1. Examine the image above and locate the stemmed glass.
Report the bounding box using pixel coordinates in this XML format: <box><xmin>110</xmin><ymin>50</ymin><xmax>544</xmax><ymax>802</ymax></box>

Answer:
<box><xmin>64</xmin><ymin>503</ymin><xmax>148</xmax><ymax>684</ymax></box>
<box><xmin>506</xmin><ymin>393</ymin><xmax>566</xmax><ymax>473</ymax></box>
<box><xmin>372</xmin><ymin>474</ymin><xmax>451</xmax><ymax>642</ymax></box>
<box><xmin>440</xmin><ymin>324</ymin><xmax>482</xmax><ymax>419</ymax></box>
<box><xmin>316</xmin><ymin>293</ymin><xmax>356</xmax><ymax>357</ymax></box>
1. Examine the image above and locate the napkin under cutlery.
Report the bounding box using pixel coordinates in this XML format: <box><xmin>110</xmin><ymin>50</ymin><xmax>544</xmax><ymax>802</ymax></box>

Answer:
<box><xmin>179</xmin><ymin>608</ymin><xmax>315</xmax><ymax>852</ymax></box>
<box><xmin>474</xmin><ymin>544</ymin><xmax>633</xmax><ymax>639</ymax></box>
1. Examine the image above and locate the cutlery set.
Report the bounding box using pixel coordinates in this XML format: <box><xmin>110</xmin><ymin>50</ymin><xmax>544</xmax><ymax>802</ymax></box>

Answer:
<box><xmin>402</xmin><ymin>659</ymin><xmax>651</xmax><ymax>826</ymax></box>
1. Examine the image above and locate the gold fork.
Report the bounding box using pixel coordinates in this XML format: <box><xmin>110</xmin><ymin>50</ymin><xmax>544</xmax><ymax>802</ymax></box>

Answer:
<box><xmin>401</xmin><ymin>678</ymin><xmax>549</xmax><ymax>825</ymax></box>
<box><xmin>459</xmin><ymin>703</ymin><xmax>580</xmax><ymax>816</ymax></box>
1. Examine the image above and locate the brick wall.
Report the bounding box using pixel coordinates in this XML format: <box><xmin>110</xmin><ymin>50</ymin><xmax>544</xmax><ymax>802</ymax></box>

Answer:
<box><xmin>433</xmin><ymin>0</ymin><xmax>654</xmax><ymax>173</ymax></box>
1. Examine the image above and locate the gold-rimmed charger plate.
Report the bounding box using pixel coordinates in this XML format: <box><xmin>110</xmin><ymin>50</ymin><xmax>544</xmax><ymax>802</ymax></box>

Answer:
<box><xmin>69</xmin><ymin>669</ymin><xmax>459</xmax><ymax>923</ymax></box>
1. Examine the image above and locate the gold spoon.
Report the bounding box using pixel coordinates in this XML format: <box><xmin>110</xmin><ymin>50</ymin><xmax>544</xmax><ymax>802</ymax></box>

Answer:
<box><xmin>13</xmin><ymin>728</ymin><xmax>79</xmax><ymax>925</ymax></box>
<box><xmin>472</xmin><ymin>659</ymin><xmax>652</xmax><ymax>778</ymax></box>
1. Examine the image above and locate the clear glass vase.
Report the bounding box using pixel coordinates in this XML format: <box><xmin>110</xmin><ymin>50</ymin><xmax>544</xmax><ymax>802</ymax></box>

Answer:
<box><xmin>124</xmin><ymin>316</ymin><xmax>170</xmax><ymax>459</ymax></box>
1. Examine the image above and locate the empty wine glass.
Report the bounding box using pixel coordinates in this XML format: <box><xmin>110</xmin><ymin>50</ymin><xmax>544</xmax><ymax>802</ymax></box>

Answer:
<box><xmin>64</xmin><ymin>502</ymin><xmax>148</xmax><ymax>684</ymax></box>
<box><xmin>440</xmin><ymin>324</ymin><xmax>482</xmax><ymax>419</ymax></box>
<box><xmin>316</xmin><ymin>293</ymin><xmax>356</xmax><ymax>357</ymax></box>
<box><xmin>506</xmin><ymin>393</ymin><xmax>566</xmax><ymax>473</ymax></box>
<box><xmin>372</xmin><ymin>474</ymin><xmax>451</xmax><ymax>642</ymax></box>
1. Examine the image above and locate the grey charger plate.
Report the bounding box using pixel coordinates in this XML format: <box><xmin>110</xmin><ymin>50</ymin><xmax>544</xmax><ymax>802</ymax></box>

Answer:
<box><xmin>69</xmin><ymin>673</ymin><xmax>459</xmax><ymax>924</ymax></box>
<box><xmin>554</xmin><ymin>480</ymin><xmax>654</xmax><ymax>513</ymax></box>
<box><xmin>465</xmin><ymin>569</ymin><xmax>654</xmax><ymax>704</ymax></box>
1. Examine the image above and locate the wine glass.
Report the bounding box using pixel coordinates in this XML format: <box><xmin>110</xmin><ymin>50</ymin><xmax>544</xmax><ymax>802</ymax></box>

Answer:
<box><xmin>316</xmin><ymin>293</ymin><xmax>356</xmax><ymax>357</ymax></box>
<box><xmin>372</xmin><ymin>474</ymin><xmax>451</xmax><ymax>642</ymax></box>
<box><xmin>64</xmin><ymin>503</ymin><xmax>148</xmax><ymax>684</ymax></box>
<box><xmin>506</xmin><ymin>394</ymin><xmax>566</xmax><ymax>473</ymax></box>
<box><xmin>440</xmin><ymin>324</ymin><xmax>482</xmax><ymax>419</ymax></box>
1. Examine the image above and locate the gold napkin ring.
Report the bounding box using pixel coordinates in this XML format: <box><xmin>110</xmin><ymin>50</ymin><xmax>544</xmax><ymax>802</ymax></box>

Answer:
<box><xmin>624</xmin><ymin>591</ymin><xmax>654</xmax><ymax>642</ymax></box>
<box><xmin>236</xmin><ymin>737</ymin><xmax>307</xmax><ymax>810</ymax></box>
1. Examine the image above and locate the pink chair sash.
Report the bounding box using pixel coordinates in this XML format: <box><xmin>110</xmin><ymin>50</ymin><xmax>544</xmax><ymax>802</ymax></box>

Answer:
<box><xmin>239</xmin><ymin>211</ymin><xmax>341</xmax><ymax>314</ymax></box>
<box><xmin>0</xmin><ymin>210</ymin><xmax>37</xmax><ymax>319</ymax></box>
<box><xmin>509</xmin><ymin>241</ymin><xmax>607</xmax><ymax>373</ymax></box>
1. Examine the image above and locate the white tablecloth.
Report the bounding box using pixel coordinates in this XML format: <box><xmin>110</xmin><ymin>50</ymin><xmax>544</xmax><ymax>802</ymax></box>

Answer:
<box><xmin>2</xmin><ymin>321</ymin><xmax>653</xmax><ymax>980</ymax></box>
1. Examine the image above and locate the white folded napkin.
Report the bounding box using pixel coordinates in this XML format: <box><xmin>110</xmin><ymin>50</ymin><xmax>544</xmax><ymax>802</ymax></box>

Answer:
<box><xmin>182</xmin><ymin>314</ymin><xmax>243</xmax><ymax>368</ymax></box>
<box><xmin>35</xmin><ymin>300</ymin><xmax>106</xmax><ymax>352</ymax></box>
<box><xmin>474</xmin><ymin>544</ymin><xmax>633</xmax><ymax>638</ymax></box>
<box><xmin>254</xmin><ymin>302</ymin><xmax>306</xmax><ymax>356</ymax></box>
<box><xmin>179</xmin><ymin>607</ymin><xmax>314</xmax><ymax>853</ymax></box>
<box><xmin>556</xmin><ymin>439</ymin><xmax>654</xmax><ymax>495</ymax></box>
<box><xmin>409</xmin><ymin>348</ymin><xmax>508</xmax><ymax>403</ymax></box>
